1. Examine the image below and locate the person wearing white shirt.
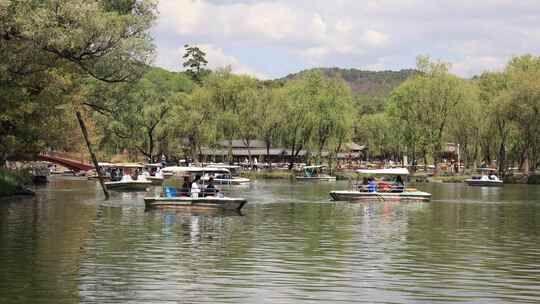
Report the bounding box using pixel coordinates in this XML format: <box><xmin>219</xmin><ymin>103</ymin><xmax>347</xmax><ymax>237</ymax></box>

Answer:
<box><xmin>191</xmin><ymin>175</ymin><xmax>201</xmax><ymax>198</ymax></box>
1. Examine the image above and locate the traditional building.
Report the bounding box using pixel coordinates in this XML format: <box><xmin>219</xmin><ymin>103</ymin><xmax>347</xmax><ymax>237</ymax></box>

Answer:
<box><xmin>199</xmin><ymin>140</ymin><xmax>365</xmax><ymax>164</ymax></box>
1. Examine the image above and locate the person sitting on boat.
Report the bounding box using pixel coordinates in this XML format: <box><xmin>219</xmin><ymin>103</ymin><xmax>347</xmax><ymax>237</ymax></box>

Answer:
<box><xmin>367</xmin><ymin>178</ymin><xmax>377</xmax><ymax>192</ymax></box>
<box><xmin>131</xmin><ymin>170</ymin><xmax>139</xmax><ymax>181</ymax></box>
<box><xmin>378</xmin><ymin>180</ymin><xmax>391</xmax><ymax>192</ymax></box>
<box><xmin>359</xmin><ymin>177</ymin><xmax>369</xmax><ymax>192</ymax></box>
<box><xmin>392</xmin><ymin>176</ymin><xmax>405</xmax><ymax>192</ymax></box>
<box><xmin>180</xmin><ymin>176</ymin><xmax>191</xmax><ymax>197</ymax></box>
<box><xmin>205</xmin><ymin>177</ymin><xmax>219</xmax><ymax>196</ymax></box>
<box><xmin>191</xmin><ymin>175</ymin><xmax>201</xmax><ymax>198</ymax></box>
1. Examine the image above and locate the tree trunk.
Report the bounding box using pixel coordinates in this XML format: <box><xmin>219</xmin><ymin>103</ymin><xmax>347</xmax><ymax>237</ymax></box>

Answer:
<box><xmin>76</xmin><ymin>111</ymin><xmax>109</xmax><ymax>200</ymax></box>
<box><xmin>423</xmin><ymin>151</ymin><xmax>428</xmax><ymax>172</ymax></box>
<box><xmin>498</xmin><ymin>142</ymin><xmax>506</xmax><ymax>177</ymax></box>
<box><xmin>147</xmin><ymin>129</ymin><xmax>154</xmax><ymax>163</ymax></box>
<box><xmin>228</xmin><ymin>139</ymin><xmax>233</xmax><ymax>165</ymax></box>
<box><xmin>265</xmin><ymin>139</ymin><xmax>271</xmax><ymax>163</ymax></box>
<box><xmin>0</xmin><ymin>153</ymin><xmax>6</xmax><ymax>168</ymax></box>
<box><xmin>520</xmin><ymin>146</ymin><xmax>530</xmax><ymax>175</ymax></box>
<box><xmin>247</xmin><ymin>141</ymin><xmax>252</xmax><ymax>165</ymax></box>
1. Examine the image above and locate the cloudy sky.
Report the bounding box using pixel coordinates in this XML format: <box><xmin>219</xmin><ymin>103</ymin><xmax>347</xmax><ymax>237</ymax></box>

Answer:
<box><xmin>152</xmin><ymin>0</ymin><xmax>540</xmax><ymax>79</ymax></box>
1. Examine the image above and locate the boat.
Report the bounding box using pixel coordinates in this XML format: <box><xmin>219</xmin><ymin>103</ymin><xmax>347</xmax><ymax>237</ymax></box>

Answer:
<box><xmin>296</xmin><ymin>165</ymin><xmax>336</xmax><ymax>181</ymax></box>
<box><xmin>144</xmin><ymin>166</ymin><xmax>247</xmax><ymax>211</ymax></box>
<box><xmin>144</xmin><ymin>163</ymin><xmax>164</xmax><ymax>185</ymax></box>
<box><xmin>104</xmin><ymin>163</ymin><xmax>152</xmax><ymax>191</ymax></box>
<box><xmin>329</xmin><ymin>168</ymin><xmax>432</xmax><ymax>202</ymax></box>
<box><xmin>205</xmin><ymin>164</ymin><xmax>251</xmax><ymax>185</ymax></box>
<box><xmin>31</xmin><ymin>167</ymin><xmax>49</xmax><ymax>184</ymax></box>
<box><xmin>86</xmin><ymin>162</ymin><xmax>115</xmax><ymax>181</ymax></box>
<box><xmin>465</xmin><ymin>169</ymin><xmax>503</xmax><ymax>187</ymax></box>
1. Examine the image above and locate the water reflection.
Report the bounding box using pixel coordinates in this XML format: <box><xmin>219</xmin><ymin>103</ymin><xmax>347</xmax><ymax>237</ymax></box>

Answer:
<box><xmin>1</xmin><ymin>179</ymin><xmax>540</xmax><ymax>303</ymax></box>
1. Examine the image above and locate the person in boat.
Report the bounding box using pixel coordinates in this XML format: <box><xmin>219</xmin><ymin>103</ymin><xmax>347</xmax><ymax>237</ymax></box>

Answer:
<box><xmin>367</xmin><ymin>177</ymin><xmax>377</xmax><ymax>192</ymax></box>
<box><xmin>180</xmin><ymin>176</ymin><xmax>191</xmax><ymax>196</ymax></box>
<box><xmin>111</xmin><ymin>168</ymin><xmax>121</xmax><ymax>181</ymax></box>
<box><xmin>131</xmin><ymin>169</ymin><xmax>139</xmax><ymax>181</ymax></box>
<box><xmin>191</xmin><ymin>175</ymin><xmax>202</xmax><ymax>198</ymax></box>
<box><xmin>205</xmin><ymin>177</ymin><xmax>219</xmax><ymax>196</ymax></box>
<box><xmin>392</xmin><ymin>175</ymin><xmax>405</xmax><ymax>192</ymax></box>
<box><xmin>359</xmin><ymin>177</ymin><xmax>369</xmax><ymax>192</ymax></box>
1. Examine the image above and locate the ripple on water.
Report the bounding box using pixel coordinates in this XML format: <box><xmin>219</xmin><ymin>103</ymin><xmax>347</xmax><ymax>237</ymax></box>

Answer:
<box><xmin>2</xmin><ymin>180</ymin><xmax>540</xmax><ymax>303</ymax></box>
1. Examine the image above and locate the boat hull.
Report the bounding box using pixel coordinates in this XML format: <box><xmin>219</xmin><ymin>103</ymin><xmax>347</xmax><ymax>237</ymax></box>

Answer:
<box><xmin>296</xmin><ymin>176</ymin><xmax>336</xmax><ymax>181</ymax></box>
<box><xmin>329</xmin><ymin>190</ymin><xmax>432</xmax><ymax>202</ymax></box>
<box><xmin>105</xmin><ymin>181</ymin><xmax>152</xmax><ymax>191</ymax></box>
<box><xmin>87</xmin><ymin>175</ymin><xmax>111</xmax><ymax>181</ymax></box>
<box><xmin>146</xmin><ymin>176</ymin><xmax>164</xmax><ymax>185</ymax></box>
<box><xmin>465</xmin><ymin>180</ymin><xmax>503</xmax><ymax>187</ymax></box>
<box><xmin>213</xmin><ymin>178</ymin><xmax>251</xmax><ymax>185</ymax></box>
<box><xmin>144</xmin><ymin>196</ymin><xmax>247</xmax><ymax>211</ymax></box>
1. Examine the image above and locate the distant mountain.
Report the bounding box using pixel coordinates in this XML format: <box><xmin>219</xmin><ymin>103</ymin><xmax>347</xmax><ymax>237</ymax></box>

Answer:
<box><xmin>280</xmin><ymin>67</ymin><xmax>418</xmax><ymax>96</ymax></box>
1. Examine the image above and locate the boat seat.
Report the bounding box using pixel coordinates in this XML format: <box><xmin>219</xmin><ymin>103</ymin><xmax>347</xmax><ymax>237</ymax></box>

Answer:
<box><xmin>165</xmin><ymin>187</ymin><xmax>177</xmax><ymax>198</ymax></box>
<box><xmin>202</xmin><ymin>188</ymin><xmax>219</xmax><ymax>197</ymax></box>
<box><xmin>390</xmin><ymin>186</ymin><xmax>405</xmax><ymax>193</ymax></box>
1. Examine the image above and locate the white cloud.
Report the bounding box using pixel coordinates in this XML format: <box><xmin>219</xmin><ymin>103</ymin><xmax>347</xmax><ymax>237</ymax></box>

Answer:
<box><xmin>199</xmin><ymin>44</ymin><xmax>268</xmax><ymax>79</ymax></box>
<box><xmin>363</xmin><ymin>30</ymin><xmax>389</xmax><ymax>47</ymax></box>
<box><xmin>153</xmin><ymin>0</ymin><xmax>540</xmax><ymax>78</ymax></box>
<box><xmin>157</xmin><ymin>0</ymin><xmax>327</xmax><ymax>44</ymax></box>
<box><xmin>451</xmin><ymin>56</ymin><xmax>506</xmax><ymax>76</ymax></box>
<box><xmin>154</xmin><ymin>43</ymin><xmax>268</xmax><ymax>79</ymax></box>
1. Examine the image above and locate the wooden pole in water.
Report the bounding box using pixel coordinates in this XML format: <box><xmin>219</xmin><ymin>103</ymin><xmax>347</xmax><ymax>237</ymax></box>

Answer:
<box><xmin>76</xmin><ymin>111</ymin><xmax>109</xmax><ymax>200</ymax></box>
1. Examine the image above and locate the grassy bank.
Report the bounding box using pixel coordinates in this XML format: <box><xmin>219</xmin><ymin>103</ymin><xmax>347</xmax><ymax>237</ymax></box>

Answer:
<box><xmin>0</xmin><ymin>169</ymin><xmax>33</xmax><ymax>197</ymax></box>
<box><xmin>241</xmin><ymin>170</ymin><xmax>357</xmax><ymax>181</ymax></box>
<box><xmin>240</xmin><ymin>170</ymin><xmax>295</xmax><ymax>180</ymax></box>
<box><xmin>430</xmin><ymin>175</ymin><xmax>471</xmax><ymax>183</ymax></box>
<box><xmin>334</xmin><ymin>171</ymin><xmax>356</xmax><ymax>180</ymax></box>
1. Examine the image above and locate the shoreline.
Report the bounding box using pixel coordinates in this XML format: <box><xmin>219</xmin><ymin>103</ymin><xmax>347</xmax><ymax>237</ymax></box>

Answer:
<box><xmin>0</xmin><ymin>169</ymin><xmax>35</xmax><ymax>197</ymax></box>
<box><xmin>240</xmin><ymin>170</ymin><xmax>540</xmax><ymax>185</ymax></box>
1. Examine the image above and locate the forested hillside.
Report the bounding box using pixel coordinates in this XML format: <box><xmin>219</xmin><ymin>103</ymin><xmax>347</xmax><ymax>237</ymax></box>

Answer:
<box><xmin>281</xmin><ymin>68</ymin><xmax>417</xmax><ymax>114</ymax></box>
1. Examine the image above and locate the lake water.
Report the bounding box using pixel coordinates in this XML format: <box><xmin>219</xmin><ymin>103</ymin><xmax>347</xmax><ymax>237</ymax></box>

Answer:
<box><xmin>1</xmin><ymin>177</ymin><xmax>540</xmax><ymax>303</ymax></box>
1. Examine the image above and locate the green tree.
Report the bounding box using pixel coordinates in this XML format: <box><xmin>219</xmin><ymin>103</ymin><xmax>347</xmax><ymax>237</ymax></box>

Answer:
<box><xmin>477</xmin><ymin>71</ymin><xmax>517</xmax><ymax>176</ymax></box>
<box><xmin>280</xmin><ymin>71</ymin><xmax>321</xmax><ymax>167</ymax></box>
<box><xmin>0</xmin><ymin>0</ymin><xmax>156</xmax><ymax>164</ymax></box>
<box><xmin>504</xmin><ymin>55</ymin><xmax>540</xmax><ymax>174</ymax></box>
<box><xmin>183</xmin><ymin>44</ymin><xmax>209</xmax><ymax>84</ymax></box>
<box><xmin>254</xmin><ymin>87</ymin><xmax>285</xmax><ymax>161</ymax></box>
<box><xmin>91</xmin><ymin>68</ymin><xmax>193</xmax><ymax>162</ymax></box>
<box><xmin>388</xmin><ymin>56</ymin><xmax>465</xmax><ymax>172</ymax></box>
<box><xmin>447</xmin><ymin>81</ymin><xmax>481</xmax><ymax>169</ymax></box>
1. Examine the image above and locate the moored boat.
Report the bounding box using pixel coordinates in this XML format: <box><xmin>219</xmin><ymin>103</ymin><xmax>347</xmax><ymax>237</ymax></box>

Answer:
<box><xmin>296</xmin><ymin>165</ymin><xmax>336</xmax><ymax>181</ymax></box>
<box><xmin>144</xmin><ymin>196</ymin><xmax>247</xmax><ymax>210</ymax></box>
<box><xmin>144</xmin><ymin>166</ymin><xmax>248</xmax><ymax>210</ymax></box>
<box><xmin>205</xmin><ymin>165</ymin><xmax>251</xmax><ymax>185</ymax></box>
<box><xmin>86</xmin><ymin>162</ymin><xmax>115</xmax><ymax>181</ymax></box>
<box><xmin>465</xmin><ymin>169</ymin><xmax>503</xmax><ymax>187</ymax></box>
<box><xmin>144</xmin><ymin>163</ymin><xmax>165</xmax><ymax>185</ymax></box>
<box><xmin>104</xmin><ymin>163</ymin><xmax>152</xmax><ymax>191</ymax></box>
<box><xmin>329</xmin><ymin>168</ymin><xmax>431</xmax><ymax>202</ymax></box>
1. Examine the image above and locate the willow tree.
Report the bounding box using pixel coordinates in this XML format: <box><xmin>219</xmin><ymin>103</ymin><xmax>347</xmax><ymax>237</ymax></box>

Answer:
<box><xmin>280</xmin><ymin>70</ymin><xmax>322</xmax><ymax>166</ymax></box>
<box><xmin>91</xmin><ymin>68</ymin><xmax>194</xmax><ymax>162</ymax></box>
<box><xmin>312</xmin><ymin>76</ymin><xmax>355</xmax><ymax>169</ymax></box>
<box><xmin>167</xmin><ymin>86</ymin><xmax>217</xmax><ymax>163</ymax></box>
<box><xmin>447</xmin><ymin>81</ymin><xmax>482</xmax><ymax>169</ymax></box>
<box><xmin>504</xmin><ymin>55</ymin><xmax>540</xmax><ymax>174</ymax></box>
<box><xmin>388</xmin><ymin>56</ymin><xmax>465</xmax><ymax>172</ymax></box>
<box><xmin>0</xmin><ymin>0</ymin><xmax>157</xmax><ymax>197</ymax></box>
<box><xmin>202</xmin><ymin>69</ymin><xmax>259</xmax><ymax>163</ymax></box>
<box><xmin>253</xmin><ymin>87</ymin><xmax>285</xmax><ymax>161</ymax></box>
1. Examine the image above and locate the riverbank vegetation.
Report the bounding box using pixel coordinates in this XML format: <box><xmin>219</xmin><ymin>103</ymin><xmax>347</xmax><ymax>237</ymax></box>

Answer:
<box><xmin>2</xmin><ymin>1</ymin><xmax>540</xmax><ymax>179</ymax></box>
<box><xmin>0</xmin><ymin>169</ymin><xmax>32</xmax><ymax>197</ymax></box>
